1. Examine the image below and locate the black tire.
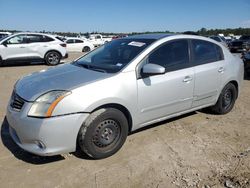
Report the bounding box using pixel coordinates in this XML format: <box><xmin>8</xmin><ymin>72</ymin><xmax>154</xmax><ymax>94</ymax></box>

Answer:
<box><xmin>0</xmin><ymin>57</ymin><xmax>3</xmax><ymax>66</ymax></box>
<box><xmin>45</xmin><ymin>51</ymin><xmax>61</xmax><ymax>66</ymax></box>
<box><xmin>82</xmin><ymin>46</ymin><xmax>91</xmax><ymax>52</ymax></box>
<box><xmin>230</xmin><ymin>49</ymin><xmax>236</xmax><ymax>53</ymax></box>
<box><xmin>210</xmin><ymin>83</ymin><xmax>237</xmax><ymax>114</ymax></box>
<box><xmin>78</xmin><ymin>108</ymin><xmax>128</xmax><ymax>159</ymax></box>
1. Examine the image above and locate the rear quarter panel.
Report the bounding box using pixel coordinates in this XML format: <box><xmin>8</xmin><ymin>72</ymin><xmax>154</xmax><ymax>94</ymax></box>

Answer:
<box><xmin>220</xmin><ymin>48</ymin><xmax>244</xmax><ymax>97</ymax></box>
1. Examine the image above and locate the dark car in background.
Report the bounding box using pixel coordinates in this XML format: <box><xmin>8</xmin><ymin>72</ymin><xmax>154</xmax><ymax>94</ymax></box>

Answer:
<box><xmin>209</xmin><ymin>36</ymin><xmax>227</xmax><ymax>47</ymax></box>
<box><xmin>242</xmin><ymin>51</ymin><xmax>250</xmax><ymax>75</ymax></box>
<box><xmin>229</xmin><ymin>35</ymin><xmax>250</xmax><ymax>53</ymax></box>
<box><xmin>0</xmin><ymin>32</ymin><xmax>11</xmax><ymax>39</ymax></box>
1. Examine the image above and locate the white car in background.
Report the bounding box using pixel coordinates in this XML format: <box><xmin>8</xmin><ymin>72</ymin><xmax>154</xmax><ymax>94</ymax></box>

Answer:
<box><xmin>0</xmin><ymin>32</ymin><xmax>12</xmax><ymax>39</ymax></box>
<box><xmin>0</xmin><ymin>32</ymin><xmax>68</xmax><ymax>66</ymax></box>
<box><xmin>65</xmin><ymin>38</ymin><xmax>94</xmax><ymax>52</ymax></box>
<box><xmin>88</xmin><ymin>34</ymin><xmax>110</xmax><ymax>47</ymax></box>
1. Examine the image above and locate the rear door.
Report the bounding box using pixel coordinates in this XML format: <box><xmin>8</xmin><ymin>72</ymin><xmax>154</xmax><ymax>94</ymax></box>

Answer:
<box><xmin>66</xmin><ymin>39</ymin><xmax>76</xmax><ymax>52</ymax></box>
<box><xmin>25</xmin><ymin>34</ymin><xmax>55</xmax><ymax>58</ymax></box>
<box><xmin>74</xmin><ymin>39</ymin><xmax>84</xmax><ymax>52</ymax></box>
<box><xmin>191</xmin><ymin>39</ymin><xmax>225</xmax><ymax>107</ymax></box>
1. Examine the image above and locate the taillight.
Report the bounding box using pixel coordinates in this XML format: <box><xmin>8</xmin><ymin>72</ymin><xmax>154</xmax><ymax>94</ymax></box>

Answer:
<box><xmin>60</xmin><ymin>43</ymin><xmax>66</xmax><ymax>47</ymax></box>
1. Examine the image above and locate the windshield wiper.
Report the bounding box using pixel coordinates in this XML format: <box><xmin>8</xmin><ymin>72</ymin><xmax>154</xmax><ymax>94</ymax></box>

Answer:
<box><xmin>77</xmin><ymin>63</ymin><xmax>107</xmax><ymax>73</ymax></box>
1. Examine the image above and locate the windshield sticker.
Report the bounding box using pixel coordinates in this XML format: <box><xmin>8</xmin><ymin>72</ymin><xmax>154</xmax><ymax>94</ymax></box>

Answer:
<box><xmin>128</xmin><ymin>41</ymin><xmax>146</xmax><ymax>47</ymax></box>
<box><xmin>116</xmin><ymin>63</ymin><xmax>123</xmax><ymax>67</ymax></box>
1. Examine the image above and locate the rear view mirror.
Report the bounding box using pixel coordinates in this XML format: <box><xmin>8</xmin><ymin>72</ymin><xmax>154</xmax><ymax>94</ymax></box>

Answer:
<box><xmin>141</xmin><ymin>63</ymin><xmax>165</xmax><ymax>77</ymax></box>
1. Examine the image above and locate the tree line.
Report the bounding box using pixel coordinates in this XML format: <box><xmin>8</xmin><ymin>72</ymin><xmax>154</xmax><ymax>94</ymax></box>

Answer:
<box><xmin>1</xmin><ymin>27</ymin><xmax>250</xmax><ymax>37</ymax></box>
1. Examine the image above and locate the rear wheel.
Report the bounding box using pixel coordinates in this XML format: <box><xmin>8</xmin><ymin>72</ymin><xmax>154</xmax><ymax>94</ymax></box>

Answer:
<box><xmin>78</xmin><ymin>108</ymin><xmax>128</xmax><ymax>159</ymax></box>
<box><xmin>45</xmin><ymin>51</ymin><xmax>61</xmax><ymax>66</ymax></box>
<box><xmin>82</xmin><ymin>46</ymin><xmax>91</xmax><ymax>52</ymax></box>
<box><xmin>210</xmin><ymin>83</ymin><xmax>237</xmax><ymax>114</ymax></box>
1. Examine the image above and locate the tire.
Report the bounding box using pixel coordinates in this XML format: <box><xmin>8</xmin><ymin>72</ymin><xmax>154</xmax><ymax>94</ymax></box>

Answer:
<box><xmin>45</xmin><ymin>51</ymin><xmax>61</xmax><ymax>66</ymax></box>
<box><xmin>78</xmin><ymin>108</ymin><xmax>128</xmax><ymax>159</ymax></box>
<box><xmin>0</xmin><ymin>56</ymin><xmax>3</xmax><ymax>66</ymax></box>
<box><xmin>210</xmin><ymin>83</ymin><xmax>237</xmax><ymax>114</ymax></box>
<box><xmin>230</xmin><ymin>49</ymin><xmax>236</xmax><ymax>53</ymax></box>
<box><xmin>82</xmin><ymin>46</ymin><xmax>91</xmax><ymax>52</ymax></box>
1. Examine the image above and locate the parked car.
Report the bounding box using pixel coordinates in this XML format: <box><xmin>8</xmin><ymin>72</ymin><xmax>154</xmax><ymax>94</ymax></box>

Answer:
<box><xmin>55</xmin><ymin>35</ymin><xmax>67</xmax><ymax>42</ymax></box>
<box><xmin>242</xmin><ymin>50</ymin><xmax>250</xmax><ymax>75</ymax></box>
<box><xmin>0</xmin><ymin>32</ymin><xmax>11</xmax><ymax>39</ymax></box>
<box><xmin>102</xmin><ymin>36</ymin><xmax>113</xmax><ymax>43</ymax></box>
<box><xmin>229</xmin><ymin>35</ymin><xmax>250</xmax><ymax>53</ymax></box>
<box><xmin>112</xmin><ymin>34</ymin><xmax>128</xmax><ymax>40</ymax></box>
<box><xmin>6</xmin><ymin>34</ymin><xmax>243</xmax><ymax>159</ymax></box>
<box><xmin>88</xmin><ymin>34</ymin><xmax>111</xmax><ymax>47</ymax></box>
<box><xmin>209</xmin><ymin>36</ymin><xmax>227</xmax><ymax>47</ymax></box>
<box><xmin>0</xmin><ymin>33</ymin><xmax>68</xmax><ymax>66</ymax></box>
<box><xmin>65</xmin><ymin>38</ymin><xmax>94</xmax><ymax>52</ymax></box>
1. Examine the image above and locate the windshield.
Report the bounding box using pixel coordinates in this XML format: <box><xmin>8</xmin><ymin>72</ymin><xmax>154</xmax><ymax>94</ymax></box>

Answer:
<box><xmin>73</xmin><ymin>38</ymin><xmax>155</xmax><ymax>73</ymax></box>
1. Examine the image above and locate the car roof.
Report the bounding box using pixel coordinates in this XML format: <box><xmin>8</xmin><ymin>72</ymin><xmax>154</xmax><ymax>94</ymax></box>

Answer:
<box><xmin>11</xmin><ymin>32</ymin><xmax>57</xmax><ymax>38</ymax></box>
<box><xmin>66</xmin><ymin>37</ymin><xmax>84</xmax><ymax>40</ymax></box>
<box><xmin>126</xmin><ymin>33</ymin><xmax>176</xmax><ymax>40</ymax></box>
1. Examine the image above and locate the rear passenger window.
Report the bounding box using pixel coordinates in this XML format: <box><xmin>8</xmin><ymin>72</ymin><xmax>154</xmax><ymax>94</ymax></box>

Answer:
<box><xmin>66</xmin><ymin>39</ymin><xmax>74</xmax><ymax>44</ymax></box>
<box><xmin>75</xmin><ymin>39</ymin><xmax>84</xmax><ymax>43</ymax></box>
<box><xmin>43</xmin><ymin>36</ymin><xmax>54</xmax><ymax>42</ymax></box>
<box><xmin>26</xmin><ymin>35</ymin><xmax>43</xmax><ymax>43</ymax></box>
<box><xmin>147</xmin><ymin>39</ymin><xmax>189</xmax><ymax>71</ymax></box>
<box><xmin>192</xmin><ymin>39</ymin><xmax>224</xmax><ymax>65</ymax></box>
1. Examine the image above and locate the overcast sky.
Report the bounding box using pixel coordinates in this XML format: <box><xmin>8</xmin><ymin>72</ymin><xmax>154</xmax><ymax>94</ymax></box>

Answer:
<box><xmin>0</xmin><ymin>0</ymin><xmax>250</xmax><ymax>33</ymax></box>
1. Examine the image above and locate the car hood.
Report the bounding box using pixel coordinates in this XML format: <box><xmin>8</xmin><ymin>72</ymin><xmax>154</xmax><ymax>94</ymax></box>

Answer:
<box><xmin>15</xmin><ymin>63</ymin><xmax>113</xmax><ymax>101</ymax></box>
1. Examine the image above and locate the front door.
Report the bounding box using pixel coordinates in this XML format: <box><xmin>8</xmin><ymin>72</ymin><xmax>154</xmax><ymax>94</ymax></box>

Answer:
<box><xmin>1</xmin><ymin>34</ymin><xmax>28</xmax><ymax>60</ymax></box>
<box><xmin>137</xmin><ymin>39</ymin><xmax>194</xmax><ymax>126</ymax></box>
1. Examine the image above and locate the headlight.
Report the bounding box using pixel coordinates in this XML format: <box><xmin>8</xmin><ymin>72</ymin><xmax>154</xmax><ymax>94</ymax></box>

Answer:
<box><xmin>28</xmin><ymin>90</ymin><xmax>71</xmax><ymax>117</ymax></box>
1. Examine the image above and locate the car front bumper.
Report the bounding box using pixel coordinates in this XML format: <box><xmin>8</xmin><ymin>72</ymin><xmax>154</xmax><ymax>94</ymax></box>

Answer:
<box><xmin>63</xmin><ymin>53</ymin><xmax>68</xmax><ymax>59</ymax></box>
<box><xmin>6</xmin><ymin>104</ymin><xmax>89</xmax><ymax>156</ymax></box>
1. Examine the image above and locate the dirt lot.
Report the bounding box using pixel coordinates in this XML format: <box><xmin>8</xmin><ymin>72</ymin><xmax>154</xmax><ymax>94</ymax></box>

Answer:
<box><xmin>0</xmin><ymin>52</ymin><xmax>249</xmax><ymax>188</ymax></box>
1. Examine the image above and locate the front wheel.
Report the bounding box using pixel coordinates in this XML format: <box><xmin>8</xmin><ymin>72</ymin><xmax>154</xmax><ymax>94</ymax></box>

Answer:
<box><xmin>82</xmin><ymin>46</ymin><xmax>91</xmax><ymax>52</ymax></box>
<box><xmin>78</xmin><ymin>108</ymin><xmax>128</xmax><ymax>159</ymax></box>
<box><xmin>210</xmin><ymin>83</ymin><xmax>237</xmax><ymax>114</ymax></box>
<box><xmin>45</xmin><ymin>51</ymin><xmax>61</xmax><ymax>66</ymax></box>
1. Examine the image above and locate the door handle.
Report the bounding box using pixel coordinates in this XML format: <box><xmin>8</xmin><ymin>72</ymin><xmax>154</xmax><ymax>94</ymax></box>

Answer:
<box><xmin>183</xmin><ymin>76</ymin><xmax>193</xmax><ymax>83</ymax></box>
<box><xmin>218</xmin><ymin>67</ymin><xmax>224</xmax><ymax>73</ymax></box>
<box><xmin>20</xmin><ymin>46</ymin><xmax>25</xmax><ymax>48</ymax></box>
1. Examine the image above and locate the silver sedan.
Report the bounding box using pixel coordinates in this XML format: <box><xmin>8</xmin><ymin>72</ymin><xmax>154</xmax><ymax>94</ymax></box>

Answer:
<box><xmin>6</xmin><ymin>34</ymin><xmax>244</xmax><ymax>159</ymax></box>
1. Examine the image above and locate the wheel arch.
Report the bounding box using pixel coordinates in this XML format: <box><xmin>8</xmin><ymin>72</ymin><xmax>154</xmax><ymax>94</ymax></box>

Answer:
<box><xmin>91</xmin><ymin>103</ymin><xmax>133</xmax><ymax>133</ymax></box>
<box><xmin>228</xmin><ymin>80</ymin><xmax>239</xmax><ymax>99</ymax></box>
<box><xmin>44</xmin><ymin>50</ymin><xmax>63</xmax><ymax>59</ymax></box>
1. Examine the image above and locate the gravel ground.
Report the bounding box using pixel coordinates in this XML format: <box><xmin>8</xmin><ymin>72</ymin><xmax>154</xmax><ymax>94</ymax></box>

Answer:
<box><xmin>0</xmin><ymin>52</ymin><xmax>249</xmax><ymax>188</ymax></box>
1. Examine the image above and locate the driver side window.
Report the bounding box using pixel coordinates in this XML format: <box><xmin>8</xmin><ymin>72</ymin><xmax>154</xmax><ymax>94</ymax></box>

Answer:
<box><xmin>147</xmin><ymin>39</ymin><xmax>190</xmax><ymax>72</ymax></box>
<box><xmin>6</xmin><ymin>35</ymin><xmax>27</xmax><ymax>45</ymax></box>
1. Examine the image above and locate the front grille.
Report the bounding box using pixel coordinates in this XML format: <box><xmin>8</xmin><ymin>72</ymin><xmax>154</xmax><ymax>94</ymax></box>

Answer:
<box><xmin>10</xmin><ymin>91</ymin><xmax>25</xmax><ymax>111</ymax></box>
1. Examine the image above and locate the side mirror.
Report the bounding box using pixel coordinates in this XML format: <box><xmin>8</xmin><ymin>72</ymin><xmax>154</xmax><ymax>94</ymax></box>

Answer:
<box><xmin>2</xmin><ymin>41</ymin><xmax>8</xmax><ymax>47</ymax></box>
<box><xmin>141</xmin><ymin>63</ymin><xmax>165</xmax><ymax>77</ymax></box>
